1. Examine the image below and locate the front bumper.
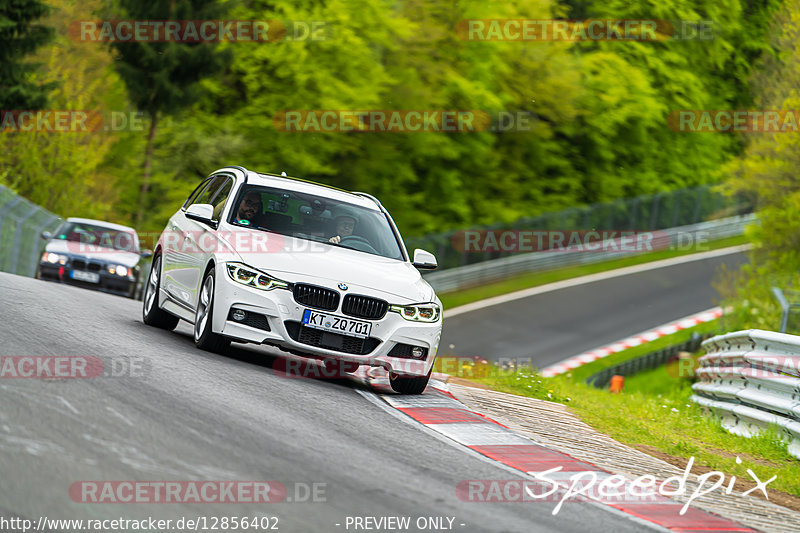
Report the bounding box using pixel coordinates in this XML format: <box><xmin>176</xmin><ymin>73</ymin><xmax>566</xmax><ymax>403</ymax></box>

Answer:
<box><xmin>213</xmin><ymin>265</ymin><xmax>441</xmax><ymax>377</ymax></box>
<box><xmin>38</xmin><ymin>263</ymin><xmax>136</xmax><ymax>298</ymax></box>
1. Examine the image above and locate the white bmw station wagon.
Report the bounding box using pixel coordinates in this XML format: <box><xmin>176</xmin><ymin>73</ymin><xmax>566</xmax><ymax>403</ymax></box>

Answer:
<box><xmin>143</xmin><ymin>166</ymin><xmax>442</xmax><ymax>394</ymax></box>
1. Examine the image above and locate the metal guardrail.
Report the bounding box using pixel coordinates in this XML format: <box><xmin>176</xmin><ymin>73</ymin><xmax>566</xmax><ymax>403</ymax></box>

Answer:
<box><xmin>0</xmin><ymin>183</ymin><xmax>753</xmax><ymax>300</ymax></box>
<box><xmin>424</xmin><ymin>213</ymin><xmax>756</xmax><ymax>293</ymax></box>
<box><xmin>586</xmin><ymin>332</ymin><xmax>710</xmax><ymax>388</ymax></box>
<box><xmin>406</xmin><ymin>184</ymin><xmax>752</xmax><ymax>270</ymax></box>
<box><xmin>0</xmin><ymin>185</ymin><xmax>153</xmax><ymax>299</ymax></box>
<box><xmin>0</xmin><ymin>185</ymin><xmax>62</xmax><ymax>277</ymax></box>
<box><xmin>692</xmin><ymin>329</ymin><xmax>800</xmax><ymax>459</ymax></box>
<box><xmin>770</xmin><ymin>287</ymin><xmax>800</xmax><ymax>333</ymax></box>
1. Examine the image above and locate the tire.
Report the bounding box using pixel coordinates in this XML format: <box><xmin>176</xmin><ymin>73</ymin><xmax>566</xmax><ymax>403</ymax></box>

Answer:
<box><xmin>389</xmin><ymin>368</ymin><xmax>431</xmax><ymax>394</ymax></box>
<box><xmin>142</xmin><ymin>254</ymin><xmax>179</xmax><ymax>330</ymax></box>
<box><xmin>193</xmin><ymin>268</ymin><xmax>230</xmax><ymax>353</ymax></box>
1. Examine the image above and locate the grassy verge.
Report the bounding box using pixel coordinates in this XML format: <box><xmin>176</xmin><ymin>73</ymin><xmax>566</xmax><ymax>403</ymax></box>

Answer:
<box><xmin>439</xmin><ymin>234</ymin><xmax>748</xmax><ymax>310</ymax></box>
<box><xmin>566</xmin><ymin>319</ymin><xmax>721</xmax><ymax>383</ymax></box>
<box><xmin>456</xmin><ymin>320</ymin><xmax>800</xmax><ymax>498</ymax></box>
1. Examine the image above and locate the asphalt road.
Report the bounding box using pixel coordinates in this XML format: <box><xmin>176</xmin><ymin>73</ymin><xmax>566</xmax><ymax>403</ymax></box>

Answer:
<box><xmin>440</xmin><ymin>251</ymin><xmax>748</xmax><ymax>367</ymax></box>
<box><xmin>0</xmin><ymin>273</ymin><xmax>654</xmax><ymax>533</ymax></box>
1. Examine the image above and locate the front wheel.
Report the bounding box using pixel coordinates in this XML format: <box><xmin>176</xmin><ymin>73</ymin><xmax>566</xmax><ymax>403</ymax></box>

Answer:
<box><xmin>389</xmin><ymin>368</ymin><xmax>431</xmax><ymax>394</ymax></box>
<box><xmin>142</xmin><ymin>254</ymin><xmax>179</xmax><ymax>330</ymax></box>
<box><xmin>194</xmin><ymin>269</ymin><xmax>230</xmax><ymax>353</ymax></box>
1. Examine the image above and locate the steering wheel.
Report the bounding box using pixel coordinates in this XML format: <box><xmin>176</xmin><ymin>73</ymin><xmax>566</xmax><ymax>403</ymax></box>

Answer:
<box><xmin>338</xmin><ymin>235</ymin><xmax>379</xmax><ymax>254</ymax></box>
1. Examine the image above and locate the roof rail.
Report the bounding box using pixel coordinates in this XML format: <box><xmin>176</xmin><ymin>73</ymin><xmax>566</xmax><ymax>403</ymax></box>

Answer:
<box><xmin>353</xmin><ymin>192</ymin><xmax>383</xmax><ymax>210</ymax></box>
<box><xmin>228</xmin><ymin>165</ymin><xmax>249</xmax><ymax>184</ymax></box>
<box><xmin>256</xmin><ymin>171</ymin><xmax>352</xmax><ymax>194</ymax></box>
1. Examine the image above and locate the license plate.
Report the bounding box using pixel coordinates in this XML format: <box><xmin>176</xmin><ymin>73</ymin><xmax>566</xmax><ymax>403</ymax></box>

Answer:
<box><xmin>71</xmin><ymin>270</ymin><xmax>100</xmax><ymax>283</ymax></box>
<box><xmin>302</xmin><ymin>309</ymin><xmax>371</xmax><ymax>339</ymax></box>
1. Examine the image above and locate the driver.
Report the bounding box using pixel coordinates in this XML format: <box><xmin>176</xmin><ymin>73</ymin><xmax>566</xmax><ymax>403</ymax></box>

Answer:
<box><xmin>234</xmin><ymin>191</ymin><xmax>263</xmax><ymax>226</ymax></box>
<box><xmin>328</xmin><ymin>214</ymin><xmax>356</xmax><ymax>244</ymax></box>
<box><xmin>328</xmin><ymin>206</ymin><xmax>360</xmax><ymax>244</ymax></box>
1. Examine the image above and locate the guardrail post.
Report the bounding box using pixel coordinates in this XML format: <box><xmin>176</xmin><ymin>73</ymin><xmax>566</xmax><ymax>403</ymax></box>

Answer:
<box><xmin>772</xmin><ymin>286</ymin><xmax>790</xmax><ymax>333</ymax></box>
<box><xmin>28</xmin><ymin>215</ymin><xmax>61</xmax><ymax>277</ymax></box>
<box><xmin>8</xmin><ymin>205</ymin><xmax>39</xmax><ymax>275</ymax></box>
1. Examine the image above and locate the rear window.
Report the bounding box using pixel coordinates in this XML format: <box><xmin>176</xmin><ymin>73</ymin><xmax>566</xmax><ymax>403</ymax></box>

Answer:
<box><xmin>56</xmin><ymin>222</ymin><xmax>139</xmax><ymax>253</ymax></box>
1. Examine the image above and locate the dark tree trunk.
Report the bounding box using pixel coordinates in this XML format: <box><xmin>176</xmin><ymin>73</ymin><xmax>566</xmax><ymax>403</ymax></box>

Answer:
<box><xmin>136</xmin><ymin>111</ymin><xmax>159</xmax><ymax>227</ymax></box>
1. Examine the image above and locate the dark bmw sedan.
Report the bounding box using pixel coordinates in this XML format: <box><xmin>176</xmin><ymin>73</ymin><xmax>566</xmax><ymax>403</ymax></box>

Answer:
<box><xmin>36</xmin><ymin>217</ymin><xmax>151</xmax><ymax>299</ymax></box>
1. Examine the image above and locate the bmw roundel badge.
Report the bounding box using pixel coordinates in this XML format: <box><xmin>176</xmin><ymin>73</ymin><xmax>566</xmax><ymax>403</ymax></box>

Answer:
<box><xmin>338</xmin><ymin>283</ymin><xmax>348</xmax><ymax>291</ymax></box>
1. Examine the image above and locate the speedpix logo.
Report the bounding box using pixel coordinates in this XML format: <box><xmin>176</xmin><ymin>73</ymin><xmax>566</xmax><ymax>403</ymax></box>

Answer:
<box><xmin>458</xmin><ymin>457</ymin><xmax>775</xmax><ymax>515</ymax></box>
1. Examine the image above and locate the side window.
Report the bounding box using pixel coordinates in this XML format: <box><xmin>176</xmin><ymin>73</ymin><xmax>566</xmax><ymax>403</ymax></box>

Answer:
<box><xmin>193</xmin><ymin>175</ymin><xmax>227</xmax><ymax>206</ymax></box>
<box><xmin>210</xmin><ymin>178</ymin><xmax>233</xmax><ymax>220</ymax></box>
<box><xmin>182</xmin><ymin>178</ymin><xmax>213</xmax><ymax>210</ymax></box>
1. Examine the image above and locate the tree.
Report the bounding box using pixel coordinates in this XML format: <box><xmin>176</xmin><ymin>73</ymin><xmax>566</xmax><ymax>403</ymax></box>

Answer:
<box><xmin>109</xmin><ymin>0</ymin><xmax>229</xmax><ymax>225</ymax></box>
<box><xmin>0</xmin><ymin>0</ymin><xmax>123</xmax><ymax>219</ymax></box>
<box><xmin>0</xmin><ymin>0</ymin><xmax>55</xmax><ymax>109</ymax></box>
<box><xmin>714</xmin><ymin>0</ymin><xmax>800</xmax><ymax>332</ymax></box>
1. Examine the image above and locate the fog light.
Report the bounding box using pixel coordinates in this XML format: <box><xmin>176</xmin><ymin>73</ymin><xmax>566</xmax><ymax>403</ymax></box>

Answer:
<box><xmin>232</xmin><ymin>309</ymin><xmax>247</xmax><ymax>321</ymax></box>
<box><xmin>411</xmin><ymin>346</ymin><xmax>425</xmax><ymax>359</ymax></box>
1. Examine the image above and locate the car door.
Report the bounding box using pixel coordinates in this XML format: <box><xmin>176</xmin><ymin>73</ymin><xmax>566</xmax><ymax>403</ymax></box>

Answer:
<box><xmin>184</xmin><ymin>176</ymin><xmax>234</xmax><ymax>306</ymax></box>
<box><xmin>162</xmin><ymin>175</ymin><xmax>225</xmax><ymax>308</ymax></box>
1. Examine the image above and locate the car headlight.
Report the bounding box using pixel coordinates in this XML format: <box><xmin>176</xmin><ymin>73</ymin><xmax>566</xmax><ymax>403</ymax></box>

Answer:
<box><xmin>107</xmin><ymin>264</ymin><xmax>129</xmax><ymax>277</ymax></box>
<box><xmin>226</xmin><ymin>262</ymin><xmax>289</xmax><ymax>291</ymax></box>
<box><xmin>42</xmin><ymin>252</ymin><xmax>67</xmax><ymax>265</ymax></box>
<box><xmin>389</xmin><ymin>303</ymin><xmax>441</xmax><ymax>322</ymax></box>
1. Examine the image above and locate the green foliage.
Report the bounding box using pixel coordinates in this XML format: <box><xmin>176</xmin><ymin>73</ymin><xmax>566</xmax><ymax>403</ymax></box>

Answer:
<box><xmin>0</xmin><ymin>0</ymin><xmax>125</xmax><ymax>219</ymax></box>
<box><xmin>718</xmin><ymin>0</ymin><xmax>800</xmax><ymax>331</ymax></box>
<box><xmin>108</xmin><ymin>0</ymin><xmax>232</xmax><ymax>225</ymax></box>
<box><xmin>109</xmin><ymin>0</ymin><xmax>230</xmax><ymax>116</ymax></box>
<box><xmin>474</xmin><ymin>365</ymin><xmax>800</xmax><ymax>496</ymax></box>
<box><xmin>0</xmin><ymin>0</ymin><xmax>785</xmax><ymax>238</ymax></box>
<box><xmin>0</xmin><ymin>0</ymin><xmax>55</xmax><ymax>109</ymax></box>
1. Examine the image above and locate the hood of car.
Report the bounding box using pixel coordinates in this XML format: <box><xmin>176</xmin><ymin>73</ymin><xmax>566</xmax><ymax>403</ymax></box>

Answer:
<box><xmin>222</xmin><ymin>235</ymin><xmax>435</xmax><ymax>303</ymax></box>
<box><xmin>45</xmin><ymin>239</ymin><xmax>141</xmax><ymax>268</ymax></box>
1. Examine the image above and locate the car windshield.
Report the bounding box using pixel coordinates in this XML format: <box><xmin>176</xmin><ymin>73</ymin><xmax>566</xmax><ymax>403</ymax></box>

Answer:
<box><xmin>56</xmin><ymin>222</ymin><xmax>139</xmax><ymax>253</ymax></box>
<box><xmin>228</xmin><ymin>185</ymin><xmax>404</xmax><ymax>260</ymax></box>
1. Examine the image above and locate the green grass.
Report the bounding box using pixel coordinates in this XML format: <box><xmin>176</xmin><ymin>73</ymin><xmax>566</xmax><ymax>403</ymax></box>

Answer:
<box><xmin>470</xmin><ymin>369</ymin><xmax>800</xmax><ymax>497</ymax></box>
<box><xmin>462</xmin><ymin>320</ymin><xmax>800</xmax><ymax>498</ymax></box>
<box><xmin>439</xmin><ymin>234</ymin><xmax>748</xmax><ymax>310</ymax></box>
<box><xmin>440</xmin><ymin>232</ymin><xmax>800</xmax><ymax>496</ymax></box>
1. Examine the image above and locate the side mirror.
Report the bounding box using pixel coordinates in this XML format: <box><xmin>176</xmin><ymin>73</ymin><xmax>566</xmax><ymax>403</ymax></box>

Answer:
<box><xmin>41</xmin><ymin>231</ymin><xmax>52</xmax><ymax>240</ymax></box>
<box><xmin>412</xmin><ymin>249</ymin><xmax>438</xmax><ymax>270</ymax></box>
<box><xmin>185</xmin><ymin>203</ymin><xmax>217</xmax><ymax>229</ymax></box>
<box><xmin>140</xmin><ymin>249</ymin><xmax>153</xmax><ymax>259</ymax></box>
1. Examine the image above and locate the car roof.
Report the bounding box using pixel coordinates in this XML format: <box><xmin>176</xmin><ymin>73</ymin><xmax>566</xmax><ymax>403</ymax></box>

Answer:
<box><xmin>242</xmin><ymin>171</ymin><xmax>381</xmax><ymax>211</ymax></box>
<box><xmin>65</xmin><ymin>217</ymin><xmax>137</xmax><ymax>232</ymax></box>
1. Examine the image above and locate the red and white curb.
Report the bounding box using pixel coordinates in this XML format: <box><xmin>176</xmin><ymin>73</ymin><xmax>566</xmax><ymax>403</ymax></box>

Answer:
<box><xmin>358</xmin><ymin>377</ymin><xmax>753</xmax><ymax>532</ymax></box>
<box><xmin>540</xmin><ymin>307</ymin><xmax>723</xmax><ymax>377</ymax></box>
